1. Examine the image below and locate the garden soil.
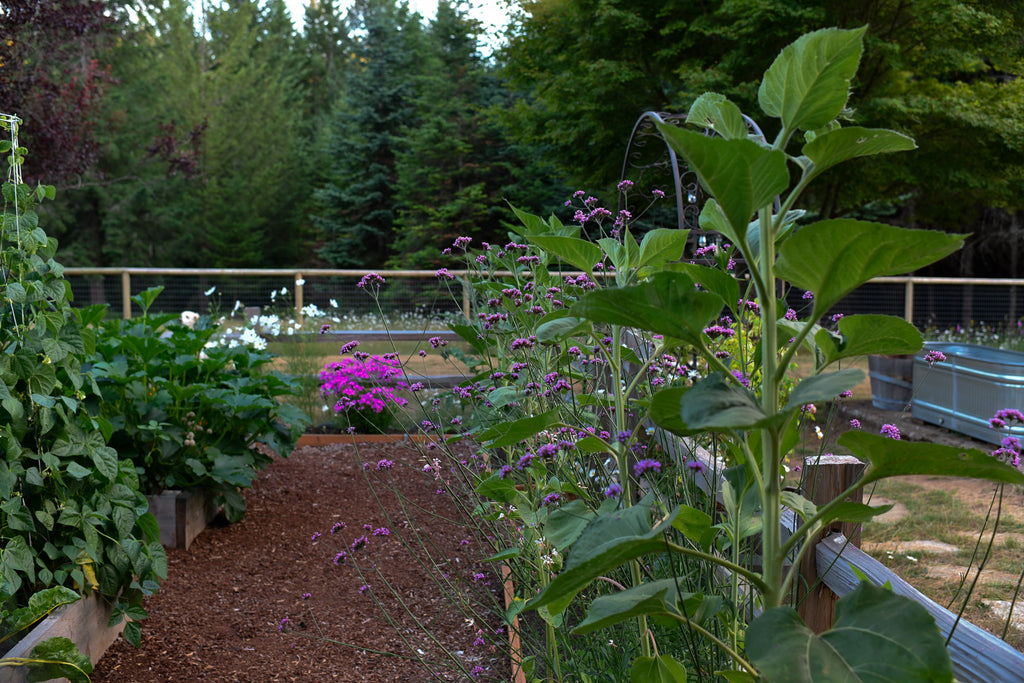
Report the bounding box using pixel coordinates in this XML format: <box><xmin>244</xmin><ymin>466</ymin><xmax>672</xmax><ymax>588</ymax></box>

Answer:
<box><xmin>92</xmin><ymin>440</ymin><xmax>509</xmax><ymax>682</ymax></box>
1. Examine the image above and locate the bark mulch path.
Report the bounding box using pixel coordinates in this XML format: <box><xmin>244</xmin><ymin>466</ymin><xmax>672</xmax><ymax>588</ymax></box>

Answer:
<box><xmin>92</xmin><ymin>440</ymin><xmax>509</xmax><ymax>682</ymax></box>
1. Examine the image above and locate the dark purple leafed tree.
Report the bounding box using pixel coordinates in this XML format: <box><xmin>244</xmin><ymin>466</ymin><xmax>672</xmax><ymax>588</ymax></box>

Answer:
<box><xmin>0</xmin><ymin>0</ymin><xmax>115</xmax><ymax>185</ymax></box>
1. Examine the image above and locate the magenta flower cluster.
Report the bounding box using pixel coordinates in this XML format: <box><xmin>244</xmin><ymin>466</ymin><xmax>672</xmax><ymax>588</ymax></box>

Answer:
<box><xmin>320</xmin><ymin>355</ymin><xmax>409</xmax><ymax>415</ymax></box>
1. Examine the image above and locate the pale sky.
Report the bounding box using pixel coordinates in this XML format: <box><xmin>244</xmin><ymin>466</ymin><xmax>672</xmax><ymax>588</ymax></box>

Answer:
<box><xmin>284</xmin><ymin>0</ymin><xmax>511</xmax><ymax>36</ymax></box>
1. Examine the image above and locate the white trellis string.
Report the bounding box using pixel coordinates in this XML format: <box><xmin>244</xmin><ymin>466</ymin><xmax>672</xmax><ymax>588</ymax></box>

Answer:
<box><xmin>2</xmin><ymin>112</ymin><xmax>24</xmax><ymax>333</ymax></box>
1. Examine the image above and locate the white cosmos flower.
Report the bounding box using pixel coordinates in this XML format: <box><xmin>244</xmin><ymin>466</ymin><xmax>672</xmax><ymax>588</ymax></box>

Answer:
<box><xmin>204</xmin><ymin>286</ymin><xmax>216</xmax><ymax>296</ymax></box>
<box><xmin>295</xmin><ymin>278</ymin><xmax>305</xmax><ymax>286</ymax></box>
<box><xmin>330</xmin><ymin>299</ymin><xmax>338</xmax><ymax>308</ymax></box>
<box><xmin>280</xmin><ymin>286</ymin><xmax>288</xmax><ymax>296</ymax></box>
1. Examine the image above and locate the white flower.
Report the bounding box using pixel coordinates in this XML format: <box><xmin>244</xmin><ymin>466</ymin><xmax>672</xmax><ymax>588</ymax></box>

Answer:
<box><xmin>302</xmin><ymin>303</ymin><xmax>324</xmax><ymax>318</ymax></box>
<box><xmin>253</xmin><ymin>337</ymin><xmax>267</xmax><ymax>351</ymax></box>
<box><xmin>906</xmin><ymin>555</ymin><xmax>918</xmax><ymax>563</ymax></box>
<box><xmin>295</xmin><ymin>278</ymin><xmax>305</xmax><ymax>286</ymax></box>
<box><xmin>204</xmin><ymin>286</ymin><xmax>216</xmax><ymax>296</ymax></box>
<box><xmin>181</xmin><ymin>311</ymin><xmax>199</xmax><ymax>329</ymax></box>
<box><xmin>231</xmin><ymin>300</ymin><xmax>243</xmax><ymax>315</ymax></box>
<box><xmin>280</xmin><ymin>286</ymin><xmax>288</xmax><ymax>296</ymax></box>
<box><xmin>240</xmin><ymin>328</ymin><xmax>262</xmax><ymax>347</ymax></box>
<box><xmin>814</xmin><ymin>425</ymin><xmax>823</xmax><ymax>440</ymax></box>
<box><xmin>329</xmin><ymin>299</ymin><xmax>338</xmax><ymax>308</ymax></box>
<box><xmin>270</xmin><ymin>290</ymin><xmax>277</xmax><ymax>301</ymax></box>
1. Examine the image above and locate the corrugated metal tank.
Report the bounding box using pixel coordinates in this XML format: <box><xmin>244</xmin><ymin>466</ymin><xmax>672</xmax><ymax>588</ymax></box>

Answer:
<box><xmin>912</xmin><ymin>342</ymin><xmax>1024</xmax><ymax>445</ymax></box>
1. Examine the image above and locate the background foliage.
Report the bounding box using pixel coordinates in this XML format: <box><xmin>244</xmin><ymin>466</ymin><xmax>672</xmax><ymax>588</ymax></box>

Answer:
<box><xmin>3</xmin><ymin>0</ymin><xmax>1024</xmax><ymax>275</ymax></box>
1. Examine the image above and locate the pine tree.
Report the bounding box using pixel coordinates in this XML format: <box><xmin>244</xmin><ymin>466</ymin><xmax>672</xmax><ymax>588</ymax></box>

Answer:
<box><xmin>313</xmin><ymin>0</ymin><xmax>427</xmax><ymax>268</ymax></box>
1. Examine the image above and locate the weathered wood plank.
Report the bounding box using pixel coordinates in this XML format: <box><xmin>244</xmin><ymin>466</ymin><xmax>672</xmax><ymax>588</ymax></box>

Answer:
<box><xmin>817</xmin><ymin>532</ymin><xmax>1024</xmax><ymax>683</ymax></box>
<box><xmin>146</xmin><ymin>489</ymin><xmax>222</xmax><ymax>550</ymax></box>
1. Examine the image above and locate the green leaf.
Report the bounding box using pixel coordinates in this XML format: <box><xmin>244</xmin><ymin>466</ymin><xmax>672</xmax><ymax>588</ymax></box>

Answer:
<box><xmin>758</xmin><ymin>27</ymin><xmax>867</xmax><ymax>133</ymax></box>
<box><xmin>747</xmin><ymin>582</ymin><xmax>953</xmax><ymax>682</ymax></box>
<box><xmin>571</xmin><ymin>272</ymin><xmax>725</xmax><ymax>345</ymax></box>
<box><xmin>687</xmin><ymin>93</ymin><xmax>747</xmax><ymax>140</ymax></box>
<box><xmin>814</xmin><ymin>315</ymin><xmax>923</xmax><ymax>365</ymax></box>
<box><xmin>26</xmin><ymin>636</ymin><xmax>92</xmax><ymax>683</ymax></box>
<box><xmin>574</xmin><ymin>579</ymin><xmax>706</xmax><ymax>635</ymax></box>
<box><xmin>638</xmin><ymin>228</ymin><xmax>691</xmax><ymax>269</ymax></box>
<box><xmin>670</xmin><ymin>505</ymin><xmax>714</xmax><ymax>551</ymax></box>
<box><xmin>544</xmin><ymin>499</ymin><xmax>595</xmax><ymax>550</ymax></box>
<box><xmin>803</xmin><ymin>127</ymin><xmax>916</xmax><ymax>180</ymax></box>
<box><xmin>775</xmin><ymin>220</ymin><xmax>965</xmax><ymax>315</ymax></box>
<box><xmin>838</xmin><ymin>431</ymin><xmax>1024</xmax><ymax>487</ymax></box>
<box><xmin>3</xmin><ymin>587</ymin><xmax>80</xmax><ymax>637</ymax></box>
<box><xmin>674</xmin><ymin>374</ymin><xmax>769</xmax><ymax>432</ymax></box>
<box><xmin>483</xmin><ymin>548</ymin><xmax>519</xmax><ymax>562</ymax></box>
<box><xmin>475</xmin><ymin>471</ymin><xmax>518</xmax><ymax>504</ymax></box>
<box><xmin>527</xmin><ymin>235</ymin><xmax>603</xmax><ymax>273</ymax></box>
<box><xmin>656</xmin><ymin>125</ymin><xmax>789</xmax><ymax>239</ymax></box>
<box><xmin>663</xmin><ymin>262</ymin><xmax>740</xmax><ymax>315</ymax></box>
<box><xmin>536</xmin><ymin>316</ymin><xmax>589</xmax><ymax>344</ymax></box>
<box><xmin>630</xmin><ymin>654</ymin><xmax>688</xmax><ymax>683</ymax></box>
<box><xmin>527</xmin><ymin>496</ymin><xmax>675</xmax><ymax>615</ymax></box>
<box><xmin>478</xmin><ymin>410</ymin><xmax>561</xmax><ymax>449</ymax></box>
<box><xmin>785</xmin><ymin>369</ymin><xmax>863</xmax><ymax>408</ymax></box>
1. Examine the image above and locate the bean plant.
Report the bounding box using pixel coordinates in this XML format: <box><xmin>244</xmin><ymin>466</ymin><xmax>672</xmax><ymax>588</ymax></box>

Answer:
<box><xmin>443</xmin><ymin>27</ymin><xmax>1024</xmax><ymax>682</ymax></box>
<box><xmin>0</xmin><ymin>114</ymin><xmax>165</xmax><ymax>672</ymax></box>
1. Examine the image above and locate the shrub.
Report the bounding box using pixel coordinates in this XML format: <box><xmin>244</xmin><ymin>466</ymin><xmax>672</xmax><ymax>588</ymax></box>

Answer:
<box><xmin>85</xmin><ymin>287</ymin><xmax>311</xmax><ymax>522</ymax></box>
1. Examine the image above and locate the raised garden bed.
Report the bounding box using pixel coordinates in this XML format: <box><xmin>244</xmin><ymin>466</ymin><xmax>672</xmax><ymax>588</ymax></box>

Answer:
<box><xmin>145</xmin><ymin>489</ymin><xmax>223</xmax><ymax>550</ymax></box>
<box><xmin>0</xmin><ymin>595</ymin><xmax>122</xmax><ymax>683</ymax></box>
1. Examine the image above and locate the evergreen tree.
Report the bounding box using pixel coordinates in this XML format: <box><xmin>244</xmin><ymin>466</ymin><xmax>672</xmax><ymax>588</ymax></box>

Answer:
<box><xmin>313</xmin><ymin>0</ymin><xmax>427</xmax><ymax>268</ymax></box>
<box><xmin>388</xmin><ymin>0</ymin><xmax>567</xmax><ymax>267</ymax></box>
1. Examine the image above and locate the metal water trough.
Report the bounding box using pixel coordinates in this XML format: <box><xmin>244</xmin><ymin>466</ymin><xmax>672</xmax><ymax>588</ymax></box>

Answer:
<box><xmin>912</xmin><ymin>342</ymin><xmax>1024</xmax><ymax>445</ymax></box>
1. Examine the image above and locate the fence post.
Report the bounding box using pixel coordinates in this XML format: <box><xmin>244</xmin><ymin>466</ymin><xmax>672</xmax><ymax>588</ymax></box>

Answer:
<box><xmin>905</xmin><ymin>277</ymin><xmax>914</xmax><ymax>324</ymax></box>
<box><xmin>796</xmin><ymin>454</ymin><xmax>865</xmax><ymax>632</ymax></box>
<box><xmin>295</xmin><ymin>272</ymin><xmax>304</xmax><ymax>325</ymax></box>
<box><xmin>121</xmin><ymin>271</ymin><xmax>131</xmax><ymax>319</ymax></box>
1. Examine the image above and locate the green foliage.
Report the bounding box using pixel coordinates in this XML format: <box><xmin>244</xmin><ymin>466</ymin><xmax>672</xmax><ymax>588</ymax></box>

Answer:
<box><xmin>0</xmin><ymin>119</ymin><xmax>165</xmax><ymax>642</ymax></box>
<box><xmin>747</xmin><ymin>582</ymin><xmax>953</xmax><ymax>682</ymax></box>
<box><xmin>444</xmin><ymin>25</ymin><xmax>1024</xmax><ymax>681</ymax></box>
<box><xmin>0</xmin><ymin>587</ymin><xmax>92</xmax><ymax>683</ymax></box>
<box><xmin>502</xmin><ymin>0</ymin><xmax>1024</xmax><ymax>252</ymax></box>
<box><xmin>85</xmin><ymin>288</ymin><xmax>310</xmax><ymax>521</ymax></box>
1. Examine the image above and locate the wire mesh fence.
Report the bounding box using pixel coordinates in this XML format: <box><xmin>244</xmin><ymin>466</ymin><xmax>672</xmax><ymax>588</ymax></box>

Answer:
<box><xmin>63</xmin><ymin>268</ymin><xmax>1024</xmax><ymax>333</ymax></box>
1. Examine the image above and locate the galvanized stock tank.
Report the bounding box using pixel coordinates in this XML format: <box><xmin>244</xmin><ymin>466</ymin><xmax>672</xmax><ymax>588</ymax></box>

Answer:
<box><xmin>912</xmin><ymin>342</ymin><xmax>1024</xmax><ymax>445</ymax></box>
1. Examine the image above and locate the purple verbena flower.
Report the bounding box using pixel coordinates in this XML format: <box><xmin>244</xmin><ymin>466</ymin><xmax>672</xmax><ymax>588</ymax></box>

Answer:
<box><xmin>880</xmin><ymin>423</ymin><xmax>901</xmax><ymax>440</ymax></box>
<box><xmin>633</xmin><ymin>459</ymin><xmax>662</xmax><ymax>477</ymax></box>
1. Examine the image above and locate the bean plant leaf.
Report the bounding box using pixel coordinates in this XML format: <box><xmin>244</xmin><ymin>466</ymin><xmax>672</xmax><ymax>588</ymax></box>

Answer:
<box><xmin>758</xmin><ymin>26</ymin><xmax>866</xmax><ymax>133</ymax></box>
<box><xmin>814</xmin><ymin>315</ymin><xmax>923</xmax><ymax>365</ymax></box>
<box><xmin>630</xmin><ymin>654</ymin><xmax>689</xmax><ymax>683</ymax></box>
<box><xmin>656</xmin><ymin>125</ymin><xmax>789</xmax><ymax>239</ymax></box>
<box><xmin>747</xmin><ymin>582</ymin><xmax>953</xmax><ymax>682</ymax></box>
<box><xmin>3</xmin><ymin>586</ymin><xmax>80</xmax><ymax>637</ymax></box>
<box><xmin>687</xmin><ymin>92</ymin><xmax>748</xmax><ymax>140</ymax></box>
<box><xmin>838</xmin><ymin>431</ymin><xmax>1024</xmax><ymax>486</ymax></box>
<box><xmin>26</xmin><ymin>636</ymin><xmax>93</xmax><ymax>683</ymax></box>
<box><xmin>803</xmin><ymin>126</ymin><xmax>916</xmax><ymax>180</ymax></box>
<box><xmin>571</xmin><ymin>272</ymin><xmax>724</xmax><ymax>345</ymax></box>
<box><xmin>527</xmin><ymin>235</ymin><xmax>603</xmax><ymax>274</ymax></box>
<box><xmin>775</xmin><ymin>220</ymin><xmax>965</xmax><ymax>315</ymax></box>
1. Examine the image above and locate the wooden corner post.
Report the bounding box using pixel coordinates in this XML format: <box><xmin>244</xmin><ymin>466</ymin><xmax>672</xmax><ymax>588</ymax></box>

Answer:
<box><xmin>796</xmin><ymin>454</ymin><xmax>866</xmax><ymax>632</ymax></box>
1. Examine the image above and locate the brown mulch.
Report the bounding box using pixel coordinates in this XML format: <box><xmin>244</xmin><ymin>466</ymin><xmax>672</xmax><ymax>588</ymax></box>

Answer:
<box><xmin>92</xmin><ymin>440</ymin><xmax>509</xmax><ymax>682</ymax></box>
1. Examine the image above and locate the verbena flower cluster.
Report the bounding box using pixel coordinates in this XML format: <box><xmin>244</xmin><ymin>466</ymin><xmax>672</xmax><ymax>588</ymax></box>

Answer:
<box><xmin>321</xmin><ymin>355</ymin><xmax>409</xmax><ymax>416</ymax></box>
